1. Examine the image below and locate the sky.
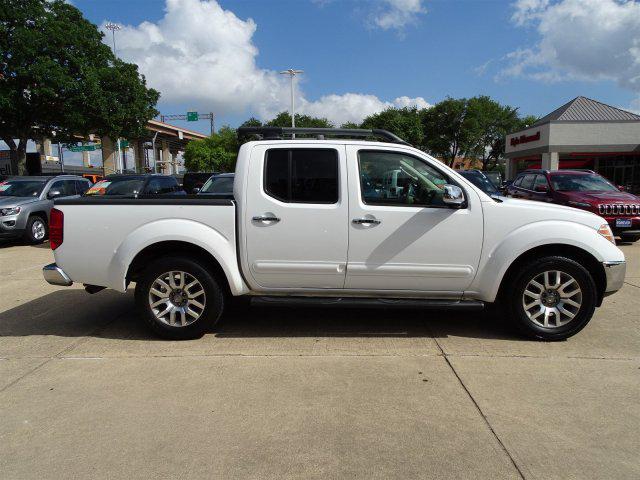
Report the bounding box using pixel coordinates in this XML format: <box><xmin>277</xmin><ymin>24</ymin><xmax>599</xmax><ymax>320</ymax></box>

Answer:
<box><xmin>70</xmin><ymin>0</ymin><xmax>640</xmax><ymax>134</ymax></box>
<box><xmin>4</xmin><ymin>0</ymin><xmax>640</xmax><ymax>166</ymax></box>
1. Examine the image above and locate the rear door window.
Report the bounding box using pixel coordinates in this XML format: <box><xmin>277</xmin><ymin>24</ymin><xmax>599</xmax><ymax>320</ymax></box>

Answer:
<box><xmin>533</xmin><ymin>175</ymin><xmax>549</xmax><ymax>191</ymax></box>
<box><xmin>520</xmin><ymin>174</ymin><xmax>536</xmax><ymax>191</ymax></box>
<box><xmin>50</xmin><ymin>180</ymin><xmax>76</xmax><ymax>197</ymax></box>
<box><xmin>264</xmin><ymin>149</ymin><xmax>338</xmax><ymax>204</ymax></box>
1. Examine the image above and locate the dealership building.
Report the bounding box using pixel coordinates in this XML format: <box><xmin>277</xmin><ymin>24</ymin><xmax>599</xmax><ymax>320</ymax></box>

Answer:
<box><xmin>504</xmin><ymin>96</ymin><xmax>640</xmax><ymax>194</ymax></box>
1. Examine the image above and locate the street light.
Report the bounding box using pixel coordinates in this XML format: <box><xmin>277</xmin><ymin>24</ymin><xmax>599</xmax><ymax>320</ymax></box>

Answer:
<box><xmin>105</xmin><ymin>22</ymin><xmax>121</xmax><ymax>55</ymax></box>
<box><xmin>279</xmin><ymin>69</ymin><xmax>303</xmax><ymax>138</ymax></box>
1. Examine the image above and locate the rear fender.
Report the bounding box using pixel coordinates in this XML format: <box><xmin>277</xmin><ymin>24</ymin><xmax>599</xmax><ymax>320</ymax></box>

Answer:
<box><xmin>107</xmin><ymin>218</ymin><xmax>248</xmax><ymax>295</ymax></box>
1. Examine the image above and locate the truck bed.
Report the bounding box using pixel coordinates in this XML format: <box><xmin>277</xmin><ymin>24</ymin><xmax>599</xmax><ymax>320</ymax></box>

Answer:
<box><xmin>52</xmin><ymin>195</ymin><xmax>237</xmax><ymax>292</ymax></box>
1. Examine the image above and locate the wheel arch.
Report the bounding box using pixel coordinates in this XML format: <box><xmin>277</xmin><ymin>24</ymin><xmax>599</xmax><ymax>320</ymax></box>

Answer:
<box><xmin>126</xmin><ymin>240</ymin><xmax>234</xmax><ymax>296</ymax></box>
<box><xmin>105</xmin><ymin>218</ymin><xmax>248</xmax><ymax>295</ymax></box>
<box><xmin>497</xmin><ymin>244</ymin><xmax>606</xmax><ymax>306</ymax></box>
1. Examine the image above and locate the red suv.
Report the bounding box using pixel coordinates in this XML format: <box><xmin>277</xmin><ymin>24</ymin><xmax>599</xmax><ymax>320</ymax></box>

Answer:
<box><xmin>507</xmin><ymin>169</ymin><xmax>640</xmax><ymax>243</ymax></box>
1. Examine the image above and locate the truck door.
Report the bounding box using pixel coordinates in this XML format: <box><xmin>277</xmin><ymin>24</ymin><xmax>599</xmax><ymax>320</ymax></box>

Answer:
<box><xmin>344</xmin><ymin>146</ymin><xmax>483</xmax><ymax>293</ymax></box>
<box><xmin>243</xmin><ymin>144</ymin><xmax>348</xmax><ymax>290</ymax></box>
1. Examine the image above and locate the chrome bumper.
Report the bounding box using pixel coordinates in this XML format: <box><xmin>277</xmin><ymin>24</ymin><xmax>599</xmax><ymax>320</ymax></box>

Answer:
<box><xmin>43</xmin><ymin>263</ymin><xmax>73</xmax><ymax>287</ymax></box>
<box><xmin>603</xmin><ymin>261</ymin><xmax>626</xmax><ymax>293</ymax></box>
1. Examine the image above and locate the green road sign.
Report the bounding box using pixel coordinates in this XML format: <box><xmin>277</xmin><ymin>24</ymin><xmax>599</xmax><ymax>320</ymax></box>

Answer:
<box><xmin>187</xmin><ymin>111</ymin><xmax>199</xmax><ymax>121</ymax></box>
<box><xmin>118</xmin><ymin>140</ymin><xmax>129</xmax><ymax>148</ymax></box>
<box><xmin>67</xmin><ymin>144</ymin><xmax>101</xmax><ymax>152</ymax></box>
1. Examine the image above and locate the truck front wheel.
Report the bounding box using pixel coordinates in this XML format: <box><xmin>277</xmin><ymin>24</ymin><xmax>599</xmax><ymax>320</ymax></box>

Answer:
<box><xmin>506</xmin><ymin>256</ymin><xmax>597</xmax><ymax>341</ymax></box>
<box><xmin>135</xmin><ymin>256</ymin><xmax>224</xmax><ymax>340</ymax></box>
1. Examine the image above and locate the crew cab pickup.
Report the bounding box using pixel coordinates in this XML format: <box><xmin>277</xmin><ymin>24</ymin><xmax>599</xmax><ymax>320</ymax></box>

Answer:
<box><xmin>43</xmin><ymin>127</ymin><xmax>626</xmax><ymax>341</ymax></box>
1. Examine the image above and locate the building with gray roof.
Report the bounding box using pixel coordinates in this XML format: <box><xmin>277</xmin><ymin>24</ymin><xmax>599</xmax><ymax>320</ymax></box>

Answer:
<box><xmin>505</xmin><ymin>96</ymin><xmax>640</xmax><ymax>193</ymax></box>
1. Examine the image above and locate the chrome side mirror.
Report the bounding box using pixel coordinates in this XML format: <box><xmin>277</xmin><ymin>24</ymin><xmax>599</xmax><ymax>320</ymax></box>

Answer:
<box><xmin>47</xmin><ymin>189</ymin><xmax>62</xmax><ymax>199</ymax></box>
<box><xmin>442</xmin><ymin>184</ymin><xmax>465</xmax><ymax>207</ymax></box>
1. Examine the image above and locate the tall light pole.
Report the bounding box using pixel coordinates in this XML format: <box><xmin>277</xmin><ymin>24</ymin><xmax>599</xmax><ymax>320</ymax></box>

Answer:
<box><xmin>106</xmin><ymin>22</ymin><xmax>123</xmax><ymax>171</ymax></box>
<box><xmin>279</xmin><ymin>69</ymin><xmax>303</xmax><ymax>138</ymax></box>
<box><xmin>105</xmin><ymin>22</ymin><xmax>121</xmax><ymax>55</ymax></box>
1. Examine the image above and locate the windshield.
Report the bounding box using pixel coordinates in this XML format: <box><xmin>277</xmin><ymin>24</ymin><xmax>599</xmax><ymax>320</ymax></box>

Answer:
<box><xmin>0</xmin><ymin>180</ymin><xmax>46</xmax><ymax>197</ymax></box>
<box><xmin>460</xmin><ymin>172</ymin><xmax>500</xmax><ymax>195</ymax></box>
<box><xmin>200</xmin><ymin>176</ymin><xmax>234</xmax><ymax>194</ymax></box>
<box><xmin>483</xmin><ymin>171</ymin><xmax>502</xmax><ymax>187</ymax></box>
<box><xmin>550</xmin><ymin>174</ymin><xmax>618</xmax><ymax>192</ymax></box>
<box><xmin>85</xmin><ymin>178</ymin><xmax>145</xmax><ymax>196</ymax></box>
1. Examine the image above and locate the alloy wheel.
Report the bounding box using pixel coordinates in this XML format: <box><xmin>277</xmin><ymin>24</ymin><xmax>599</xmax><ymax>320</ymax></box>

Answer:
<box><xmin>522</xmin><ymin>270</ymin><xmax>582</xmax><ymax>328</ymax></box>
<box><xmin>148</xmin><ymin>271</ymin><xmax>206</xmax><ymax>327</ymax></box>
<box><xmin>32</xmin><ymin>219</ymin><xmax>46</xmax><ymax>240</ymax></box>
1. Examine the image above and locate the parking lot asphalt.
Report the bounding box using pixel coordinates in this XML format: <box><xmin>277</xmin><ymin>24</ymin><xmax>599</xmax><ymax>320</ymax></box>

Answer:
<box><xmin>0</xmin><ymin>240</ymin><xmax>638</xmax><ymax>479</ymax></box>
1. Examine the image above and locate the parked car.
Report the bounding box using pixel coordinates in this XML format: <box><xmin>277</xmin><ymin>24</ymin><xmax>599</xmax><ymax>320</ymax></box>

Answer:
<box><xmin>44</xmin><ymin>127</ymin><xmax>625</xmax><ymax>341</ymax></box>
<box><xmin>0</xmin><ymin>175</ymin><xmax>90</xmax><ymax>243</ymax></box>
<box><xmin>183</xmin><ymin>172</ymin><xmax>216</xmax><ymax>194</ymax></box>
<box><xmin>458</xmin><ymin>170</ymin><xmax>502</xmax><ymax>196</ymax></box>
<box><xmin>84</xmin><ymin>174</ymin><xmax>185</xmax><ymax>197</ymax></box>
<box><xmin>507</xmin><ymin>169</ymin><xmax>640</xmax><ymax>242</ymax></box>
<box><xmin>197</xmin><ymin>173</ymin><xmax>234</xmax><ymax>198</ymax></box>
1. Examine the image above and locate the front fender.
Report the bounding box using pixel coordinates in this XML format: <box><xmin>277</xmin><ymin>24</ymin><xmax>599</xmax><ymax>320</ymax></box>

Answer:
<box><xmin>469</xmin><ymin>220</ymin><xmax>624</xmax><ymax>302</ymax></box>
<box><xmin>107</xmin><ymin>218</ymin><xmax>248</xmax><ymax>295</ymax></box>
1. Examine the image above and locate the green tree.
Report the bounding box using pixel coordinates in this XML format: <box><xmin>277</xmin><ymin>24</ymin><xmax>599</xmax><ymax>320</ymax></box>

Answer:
<box><xmin>421</xmin><ymin>97</ymin><xmax>473</xmax><ymax>167</ymax></box>
<box><xmin>361</xmin><ymin>107</ymin><xmax>424</xmax><ymax>147</ymax></box>
<box><xmin>183</xmin><ymin>126</ymin><xmax>239</xmax><ymax>173</ymax></box>
<box><xmin>465</xmin><ymin>96</ymin><xmax>521</xmax><ymax>171</ymax></box>
<box><xmin>266</xmin><ymin>112</ymin><xmax>334</xmax><ymax>128</ymax></box>
<box><xmin>239</xmin><ymin>117</ymin><xmax>263</xmax><ymax>128</ymax></box>
<box><xmin>0</xmin><ymin>0</ymin><xmax>159</xmax><ymax>173</ymax></box>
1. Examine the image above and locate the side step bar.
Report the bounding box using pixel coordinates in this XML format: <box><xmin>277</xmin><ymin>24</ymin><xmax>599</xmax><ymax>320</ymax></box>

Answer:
<box><xmin>251</xmin><ymin>297</ymin><xmax>484</xmax><ymax>311</ymax></box>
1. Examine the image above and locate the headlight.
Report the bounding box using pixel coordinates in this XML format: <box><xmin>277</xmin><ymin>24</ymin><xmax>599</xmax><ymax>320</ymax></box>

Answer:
<box><xmin>567</xmin><ymin>201</ymin><xmax>591</xmax><ymax>208</ymax></box>
<box><xmin>0</xmin><ymin>206</ymin><xmax>20</xmax><ymax>216</ymax></box>
<box><xmin>597</xmin><ymin>224</ymin><xmax>615</xmax><ymax>244</ymax></box>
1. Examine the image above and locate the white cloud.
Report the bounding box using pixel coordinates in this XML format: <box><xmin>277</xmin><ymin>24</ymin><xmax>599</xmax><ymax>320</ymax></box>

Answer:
<box><xmin>510</xmin><ymin>0</ymin><xmax>550</xmax><ymax>26</ymax></box>
<box><xmin>502</xmin><ymin>0</ymin><xmax>640</xmax><ymax>92</ymax></box>
<box><xmin>301</xmin><ymin>94</ymin><xmax>430</xmax><ymax>126</ymax></box>
<box><xmin>371</xmin><ymin>0</ymin><xmax>427</xmax><ymax>32</ymax></box>
<box><xmin>102</xmin><ymin>0</ymin><xmax>429</xmax><ymax>126</ymax></box>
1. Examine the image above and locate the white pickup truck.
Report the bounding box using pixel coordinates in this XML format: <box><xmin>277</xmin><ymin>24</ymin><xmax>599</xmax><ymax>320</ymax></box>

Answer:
<box><xmin>43</xmin><ymin>127</ymin><xmax>626</xmax><ymax>341</ymax></box>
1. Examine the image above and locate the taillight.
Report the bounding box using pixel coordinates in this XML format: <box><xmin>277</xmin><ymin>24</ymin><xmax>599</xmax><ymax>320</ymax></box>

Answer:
<box><xmin>50</xmin><ymin>208</ymin><xmax>63</xmax><ymax>250</ymax></box>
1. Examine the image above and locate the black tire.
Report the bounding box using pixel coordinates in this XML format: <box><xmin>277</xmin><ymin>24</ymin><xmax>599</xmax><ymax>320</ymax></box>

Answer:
<box><xmin>505</xmin><ymin>256</ymin><xmax>597</xmax><ymax>341</ymax></box>
<box><xmin>134</xmin><ymin>256</ymin><xmax>225</xmax><ymax>340</ymax></box>
<box><xmin>23</xmin><ymin>215</ymin><xmax>48</xmax><ymax>244</ymax></box>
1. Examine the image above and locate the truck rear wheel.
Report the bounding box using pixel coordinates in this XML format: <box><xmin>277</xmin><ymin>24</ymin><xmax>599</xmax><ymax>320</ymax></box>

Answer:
<box><xmin>506</xmin><ymin>256</ymin><xmax>597</xmax><ymax>341</ymax></box>
<box><xmin>135</xmin><ymin>256</ymin><xmax>224</xmax><ymax>340</ymax></box>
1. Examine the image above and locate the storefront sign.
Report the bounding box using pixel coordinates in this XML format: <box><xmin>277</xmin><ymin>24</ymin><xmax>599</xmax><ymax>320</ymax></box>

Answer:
<box><xmin>510</xmin><ymin>131</ymin><xmax>540</xmax><ymax>147</ymax></box>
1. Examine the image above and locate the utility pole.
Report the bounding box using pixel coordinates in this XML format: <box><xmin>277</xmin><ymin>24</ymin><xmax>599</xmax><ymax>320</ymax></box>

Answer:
<box><xmin>279</xmin><ymin>69</ymin><xmax>303</xmax><ymax>138</ymax></box>
<box><xmin>105</xmin><ymin>22</ymin><xmax>121</xmax><ymax>55</ymax></box>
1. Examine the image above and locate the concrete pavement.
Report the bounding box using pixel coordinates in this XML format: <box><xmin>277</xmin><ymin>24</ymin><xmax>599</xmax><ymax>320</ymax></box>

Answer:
<box><xmin>0</xmin><ymin>240</ymin><xmax>638</xmax><ymax>479</ymax></box>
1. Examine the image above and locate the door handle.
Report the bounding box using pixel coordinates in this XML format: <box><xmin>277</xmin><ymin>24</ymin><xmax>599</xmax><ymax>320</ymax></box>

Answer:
<box><xmin>252</xmin><ymin>215</ymin><xmax>280</xmax><ymax>222</ymax></box>
<box><xmin>352</xmin><ymin>217</ymin><xmax>381</xmax><ymax>225</ymax></box>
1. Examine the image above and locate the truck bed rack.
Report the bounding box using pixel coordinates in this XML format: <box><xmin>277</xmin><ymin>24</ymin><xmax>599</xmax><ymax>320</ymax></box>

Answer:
<box><xmin>237</xmin><ymin>127</ymin><xmax>410</xmax><ymax>145</ymax></box>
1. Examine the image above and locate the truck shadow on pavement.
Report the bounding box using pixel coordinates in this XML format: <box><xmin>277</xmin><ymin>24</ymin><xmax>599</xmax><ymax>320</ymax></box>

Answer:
<box><xmin>0</xmin><ymin>288</ymin><xmax>525</xmax><ymax>343</ymax></box>
<box><xmin>0</xmin><ymin>239</ymin><xmax>50</xmax><ymax>249</ymax></box>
